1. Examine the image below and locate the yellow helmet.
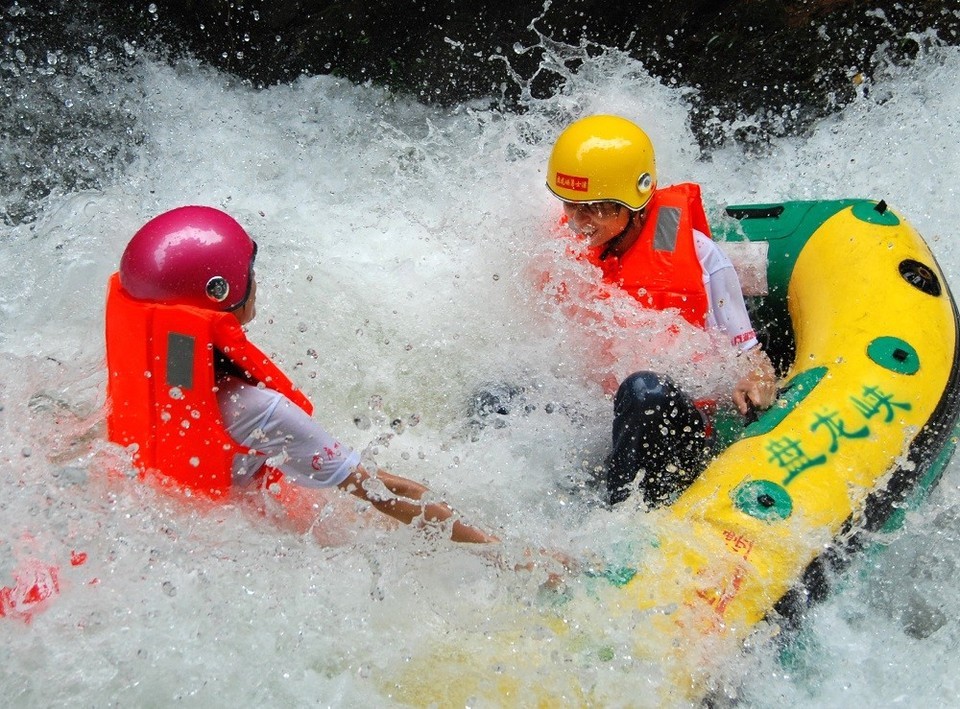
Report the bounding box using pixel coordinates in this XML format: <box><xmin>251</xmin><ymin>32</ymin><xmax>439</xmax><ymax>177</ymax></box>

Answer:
<box><xmin>546</xmin><ymin>115</ymin><xmax>657</xmax><ymax>210</ymax></box>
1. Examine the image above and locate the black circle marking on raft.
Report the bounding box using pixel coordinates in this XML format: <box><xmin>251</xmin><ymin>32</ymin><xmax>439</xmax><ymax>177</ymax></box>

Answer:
<box><xmin>899</xmin><ymin>259</ymin><xmax>942</xmax><ymax>297</ymax></box>
<box><xmin>733</xmin><ymin>480</ymin><xmax>793</xmax><ymax>521</ymax></box>
<box><xmin>867</xmin><ymin>337</ymin><xmax>920</xmax><ymax>375</ymax></box>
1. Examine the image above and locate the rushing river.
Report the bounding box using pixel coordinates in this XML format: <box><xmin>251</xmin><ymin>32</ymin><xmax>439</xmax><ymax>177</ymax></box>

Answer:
<box><xmin>2</xmin><ymin>29</ymin><xmax>960</xmax><ymax>707</ymax></box>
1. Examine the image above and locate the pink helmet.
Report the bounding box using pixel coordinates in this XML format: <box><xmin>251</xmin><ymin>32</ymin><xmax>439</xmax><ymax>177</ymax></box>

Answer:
<box><xmin>119</xmin><ymin>206</ymin><xmax>257</xmax><ymax>311</ymax></box>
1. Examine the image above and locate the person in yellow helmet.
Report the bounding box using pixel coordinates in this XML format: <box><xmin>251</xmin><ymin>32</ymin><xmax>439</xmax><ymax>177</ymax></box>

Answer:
<box><xmin>546</xmin><ymin>115</ymin><xmax>778</xmax><ymax>507</ymax></box>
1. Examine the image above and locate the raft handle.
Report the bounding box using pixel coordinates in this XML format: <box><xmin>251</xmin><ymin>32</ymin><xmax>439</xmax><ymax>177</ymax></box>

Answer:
<box><xmin>726</xmin><ymin>205</ymin><xmax>785</xmax><ymax>220</ymax></box>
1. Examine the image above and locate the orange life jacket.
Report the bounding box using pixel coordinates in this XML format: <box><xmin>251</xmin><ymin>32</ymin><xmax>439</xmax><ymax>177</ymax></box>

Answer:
<box><xmin>104</xmin><ymin>272</ymin><xmax>313</xmax><ymax>497</ymax></box>
<box><xmin>585</xmin><ymin>183</ymin><xmax>711</xmax><ymax>327</ymax></box>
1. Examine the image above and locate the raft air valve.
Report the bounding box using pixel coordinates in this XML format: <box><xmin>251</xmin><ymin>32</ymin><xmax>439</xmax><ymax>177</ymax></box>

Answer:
<box><xmin>899</xmin><ymin>259</ymin><xmax>942</xmax><ymax>297</ymax></box>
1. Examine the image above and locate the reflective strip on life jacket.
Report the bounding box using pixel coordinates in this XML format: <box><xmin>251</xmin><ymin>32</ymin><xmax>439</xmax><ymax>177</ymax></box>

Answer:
<box><xmin>104</xmin><ymin>272</ymin><xmax>312</xmax><ymax>497</ymax></box>
<box><xmin>653</xmin><ymin>205</ymin><xmax>681</xmax><ymax>252</ymax></box>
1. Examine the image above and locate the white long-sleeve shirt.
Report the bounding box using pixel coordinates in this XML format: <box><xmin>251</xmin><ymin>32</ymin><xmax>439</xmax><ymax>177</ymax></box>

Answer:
<box><xmin>693</xmin><ymin>229</ymin><xmax>759</xmax><ymax>351</ymax></box>
<box><xmin>216</xmin><ymin>376</ymin><xmax>360</xmax><ymax>488</ymax></box>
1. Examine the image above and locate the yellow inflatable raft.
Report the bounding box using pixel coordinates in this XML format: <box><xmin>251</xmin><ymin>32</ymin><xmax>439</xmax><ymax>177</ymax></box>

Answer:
<box><xmin>388</xmin><ymin>200</ymin><xmax>960</xmax><ymax>705</ymax></box>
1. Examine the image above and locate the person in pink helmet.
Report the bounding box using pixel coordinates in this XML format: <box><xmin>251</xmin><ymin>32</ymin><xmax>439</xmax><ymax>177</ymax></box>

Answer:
<box><xmin>105</xmin><ymin>206</ymin><xmax>497</xmax><ymax>544</ymax></box>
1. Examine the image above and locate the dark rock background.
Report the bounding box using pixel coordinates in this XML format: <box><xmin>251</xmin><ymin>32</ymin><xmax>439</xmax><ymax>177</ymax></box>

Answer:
<box><xmin>2</xmin><ymin>0</ymin><xmax>958</xmax><ymax>223</ymax></box>
<box><xmin>110</xmin><ymin>1</ymin><xmax>960</xmax><ymax>143</ymax></box>
<box><xmin>8</xmin><ymin>2</ymin><xmax>960</xmax><ymax>137</ymax></box>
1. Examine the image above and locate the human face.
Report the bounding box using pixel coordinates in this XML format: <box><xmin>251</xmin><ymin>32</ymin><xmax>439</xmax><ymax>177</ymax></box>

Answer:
<box><xmin>562</xmin><ymin>201</ymin><xmax>631</xmax><ymax>248</ymax></box>
<box><xmin>234</xmin><ymin>272</ymin><xmax>257</xmax><ymax>325</ymax></box>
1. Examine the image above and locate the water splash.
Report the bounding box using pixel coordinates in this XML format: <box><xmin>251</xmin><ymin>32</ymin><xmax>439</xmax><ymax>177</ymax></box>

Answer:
<box><xmin>1</xmin><ymin>26</ymin><xmax>959</xmax><ymax>706</ymax></box>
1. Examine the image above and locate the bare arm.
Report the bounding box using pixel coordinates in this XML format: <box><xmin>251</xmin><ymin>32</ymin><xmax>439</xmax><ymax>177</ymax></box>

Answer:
<box><xmin>732</xmin><ymin>346</ymin><xmax>778</xmax><ymax>415</ymax></box>
<box><xmin>337</xmin><ymin>465</ymin><xmax>499</xmax><ymax>544</ymax></box>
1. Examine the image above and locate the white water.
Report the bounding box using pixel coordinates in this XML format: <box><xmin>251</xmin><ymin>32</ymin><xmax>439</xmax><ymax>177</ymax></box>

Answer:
<box><xmin>2</xmin><ymin>35</ymin><xmax>960</xmax><ymax>707</ymax></box>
